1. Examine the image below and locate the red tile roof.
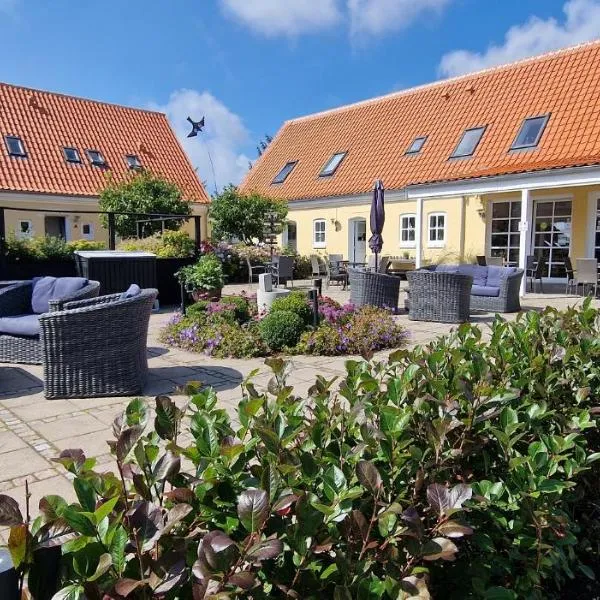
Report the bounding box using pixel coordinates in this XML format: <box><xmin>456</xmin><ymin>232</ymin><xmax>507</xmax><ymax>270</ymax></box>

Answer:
<box><xmin>0</xmin><ymin>82</ymin><xmax>209</xmax><ymax>202</ymax></box>
<box><xmin>241</xmin><ymin>41</ymin><xmax>600</xmax><ymax>201</ymax></box>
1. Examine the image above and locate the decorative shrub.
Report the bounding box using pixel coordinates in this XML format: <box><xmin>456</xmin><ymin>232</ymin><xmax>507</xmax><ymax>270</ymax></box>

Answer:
<box><xmin>258</xmin><ymin>310</ymin><xmax>304</xmax><ymax>351</ymax></box>
<box><xmin>3</xmin><ymin>301</ymin><xmax>599</xmax><ymax>599</ymax></box>
<box><xmin>4</xmin><ymin>234</ymin><xmax>106</xmax><ymax>261</ymax></box>
<box><xmin>270</xmin><ymin>290</ymin><xmax>312</xmax><ymax>325</ymax></box>
<box><xmin>118</xmin><ymin>230</ymin><xmax>196</xmax><ymax>258</ymax></box>
<box><xmin>318</xmin><ymin>296</ymin><xmax>355</xmax><ymax>324</ymax></box>
<box><xmin>176</xmin><ymin>254</ymin><xmax>224</xmax><ymax>292</ymax></box>
<box><xmin>66</xmin><ymin>239</ymin><xmax>106</xmax><ymax>252</ymax></box>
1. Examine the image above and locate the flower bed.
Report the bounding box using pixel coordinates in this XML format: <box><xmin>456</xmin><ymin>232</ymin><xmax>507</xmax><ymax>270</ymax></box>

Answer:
<box><xmin>160</xmin><ymin>291</ymin><xmax>406</xmax><ymax>358</ymax></box>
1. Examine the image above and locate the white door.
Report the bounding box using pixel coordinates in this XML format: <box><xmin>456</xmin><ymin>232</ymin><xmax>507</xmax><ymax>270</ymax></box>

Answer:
<box><xmin>352</xmin><ymin>219</ymin><xmax>367</xmax><ymax>263</ymax></box>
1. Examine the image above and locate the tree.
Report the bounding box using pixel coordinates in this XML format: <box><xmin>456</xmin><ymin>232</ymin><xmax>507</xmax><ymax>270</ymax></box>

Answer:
<box><xmin>256</xmin><ymin>133</ymin><xmax>273</xmax><ymax>157</ymax></box>
<box><xmin>209</xmin><ymin>185</ymin><xmax>287</xmax><ymax>244</ymax></box>
<box><xmin>99</xmin><ymin>170</ymin><xmax>192</xmax><ymax>238</ymax></box>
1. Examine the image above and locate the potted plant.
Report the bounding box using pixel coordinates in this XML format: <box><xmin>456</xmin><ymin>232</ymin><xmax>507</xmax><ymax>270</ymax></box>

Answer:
<box><xmin>176</xmin><ymin>253</ymin><xmax>224</xmax><ymax>301</ymax></box>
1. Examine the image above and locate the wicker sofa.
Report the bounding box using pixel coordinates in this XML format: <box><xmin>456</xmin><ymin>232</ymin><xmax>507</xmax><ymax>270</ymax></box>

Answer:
<box><xmin>0</xmin><ymin>278</ymin><xmax>100</xmax><ymax>364</ymax></box>
<box><xmin>406</xmin><ymin>270</ymin><xmax>473</xmax><ymax>323</ymax></box>
<box><xmin>422</xmin><ymin>264</ymin><xmax>524</xmax><ymax>313</ymax></box>
<box><xmin>41</xmin><ymin>288</ymin><xmax>158</xmax><ymax>399</ymax></box>
<box><xmin>348</xmin><ymin>268</ymin><xmax>401</xmax><ymax>311</ymax></box>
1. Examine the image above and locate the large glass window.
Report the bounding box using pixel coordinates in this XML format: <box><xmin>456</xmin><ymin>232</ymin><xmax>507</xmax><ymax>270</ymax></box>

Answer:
<box><xmin>489</xmin><ymin>200</ymin><xmax>522</xmax><ymax>266</ymax></box>
<box><xmin>532</xmin><ymin>200</ymin><xmax>572</xmax><ymax>278</ymax></box>
<box><xmin>313</xmin><ymin>219</ymin><xmax>326</xmax><ymax>248</ymax></box>
<box><xmin>511</xmin><ymin>115</ymin><xmax>549</xmax><ymax>150</ymax></box>
<box><xmin>594</xmin><ymin>199</ymin><xmax>600</xmax><ymax>261</ymax></box>
<box><xmin>428</xmin><ymin>213</ymin><xmax>446</xmax><ymax>246</ymax></box>
<box><xmin>400</xmin><ymin>214</ymin><xmax>416</xmax><ymax>246</ymax></box>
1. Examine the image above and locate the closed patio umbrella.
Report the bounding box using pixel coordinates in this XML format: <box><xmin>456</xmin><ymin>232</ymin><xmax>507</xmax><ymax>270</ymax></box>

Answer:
<box><xmin>368</xmin><ymin>179</ymin><xmax>385</xmax><ymax>272</ymax></box>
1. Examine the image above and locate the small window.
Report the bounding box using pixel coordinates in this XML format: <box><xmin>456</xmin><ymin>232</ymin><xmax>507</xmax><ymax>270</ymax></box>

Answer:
<box><xmin>5</xmin><ymin>136</ymin><xmax>26</xmax><ymax>157</ymax></box>
<box><xmin>511</xmin><ymin>115</ymin><xmax>550</xmax><ymax>150</ymax></box>
<box><xmin>272</xmin><ymin>161</ymin><xmax>297</xmax><ymax>184</ymax></box>
<box><xmin>126</xmin><ymin>154</ymin><xmax>142</xmax><ymax>169</ymax></box>
<box><xmin>319</xmin><ymin>152</ymin><xmax>347</xmax><ymax>177</ymax></box>
<box><xmin>18</xmin><ymin>220</ymin><xmax>33</xmax><ymax>238</ymax></box>
<box><xmin>81</xmin><ymin>223</ymin><xmax>93</xmax><ymax>240</ymax></box>
<box><xmin>313</xmin><ymin>218</ymin><xmax>326</xmax><ymax>248</ymax></box>
<box><xmin>86</xmin><ymin>149</ymin><xmax>106</xmax><ymax>167</ymax></box>
<box><xmin>450</xmin><ymin>126</ymin><xmax>486</xmax><ymax>158</ymax></box>
<box><xmin>63</xmin><ymin>147</ymin><xmax>81</xmax><ymax>163</ymax></box>
<box><xmin>428</xmin><ymin>213</ymin><xmax>446</xmax><ymax>247</ymax></box>
<box><xmin>405</xmin><ymin>136</ymin><xmax>427</xmax><ymax>155</ymax></box>
<box><xmin>400</xmin><ymin>214</ymin><xmax>416</xmax><ymax>247</ymax></box>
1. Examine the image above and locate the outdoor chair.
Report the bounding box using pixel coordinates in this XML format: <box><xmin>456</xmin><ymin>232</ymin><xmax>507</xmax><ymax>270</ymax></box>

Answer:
<box><xmin>310</xmin><ymin>255</ymin><xmax>326</xmax><ymax>278</ymax></box>
<box><xmin>270</xmin><ymin>255</ymin><xmax>294</xmax><ymax>287</ymax></box>
<box><xmin>407</xmin><ymin>270</ymin><xmax>472</xmax><ymax>323</ymax></box>
<box><xmin>246</xmin><ymin>256</ymin><xmax>267</xmax><ymax>285</ymax></box>
<box><xmin>367</xmin><ymin>255</ymin><xmax>390</xmax><ymax>272</ymax></box>
<box><xmin>348</xmin><ymin>268</ymin><xmax>400</xmax><ymax>311</ymax></box>
<box><xmin>564</xmin><ymin>256</ymin><xmax>576</xmax><ymax>294</ymax></box>
<box><xmin>526</xmin><ymin>255</ymin><xmax>547</xmax><ymax>293</ymax></box>
<box><xmin>41</xmin><ymin>287</ymin><xmax>158</xmax><ymax>399</ymax></box>
<box><xmin>324</xmin><ymin>259</ymin><xmax>348</xmax><ymax>289</ymax></box>
<box><xmin>0</xmin><ymin>278</ymin><xmax>100</xmax><ymax>364</ymax></box>
<box><xmin>574</xmin><ymin>258</ymin><xmax>598</xmax><ymax>296</ymax></box>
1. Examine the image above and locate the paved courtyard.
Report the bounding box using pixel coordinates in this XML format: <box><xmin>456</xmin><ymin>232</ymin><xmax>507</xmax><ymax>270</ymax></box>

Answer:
<box><xmin>0</xmin><ymin>281</ymin><xmax>595</xmax><ymax>536</ymax></box>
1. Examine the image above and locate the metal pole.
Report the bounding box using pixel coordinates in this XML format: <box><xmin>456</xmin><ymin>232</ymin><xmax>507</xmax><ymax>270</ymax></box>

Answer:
<box><xmin>108</xmin><ymin>212</ymin><xmax>116</xmax><ymax>250</ymax></box>
<box><xmin>308</xmin><ymin>288</ymin><xmax>319</xmax><ymax>327</ymax></box>
<box><xmin>194</xmin><ymin>215</ymin><xmax>201</xmax><ymax>251</ymax></box>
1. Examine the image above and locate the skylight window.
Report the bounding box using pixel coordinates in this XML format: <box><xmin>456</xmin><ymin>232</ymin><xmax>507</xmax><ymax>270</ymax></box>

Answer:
<box><xmin>511</xmin><ymin>115</ymin><xmax>549</xmax><ymax>150</ymax></box>
<box><xmin>450</xmin><ymin>126</ymin><xmax>486</xmax><ymax>158</ymax></box>
<box><xmin>319</xmin><ymin>152</ymin><xmax>347</xmax><ymax>177</ymax></box>
<box><xmin>272</xmin><ymin>161</ymin><xmax>297</xmax><ymax>184</ymax></box>
<box><xmin>86</xmin><ymin>149</ymin><xmax>106</xmax><ymax>167</ymax></box>
<box><xmin>406</xmin><ymin>136</ymin><xmax>427</xmax><ymax>155</ymax></box>
<box><xmin>126</xmin><ymin>154</ymin><xmax>142</xmax><ymax>169</ymax></box>
<box><xmin>63</xmin><ymin>147</ymin><xmax>81</xmax><ymax>163</ymax></box>
<box><xmin>5</xmin><ymin>136</ymin><xmax>26</xmax><ymax>157</ymax></box>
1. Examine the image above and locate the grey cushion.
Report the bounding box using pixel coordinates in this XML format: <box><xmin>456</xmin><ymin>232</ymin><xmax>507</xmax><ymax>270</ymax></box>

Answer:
<box><xmin>31</xmin><ymin>277</ymin><xmax>88</xmax><ymax>314</ymax></box>
<box><xmin>486</xmin><ymin>265</ymin><xmax>517</xmax><ymax>288</ymax></box>
<box><xmin>0</xmin><ymin>314</ymin><xmax>41</xmax><ymax>337</ymax></box>
<box><xmin>458</xmin><ymin>264</ymin><xmax>488</xmax><ymax>287</ymax></box>
<box><xmin>120</xmin><ymin>284</ymin><xmax>141</xmax><ymax>300</ymax></box>
<box><xmin>471</xmin><ymin>285</ymin><xmax>500</xmax><ymax>297</ymax></box>
<box><xmin>433</xmin><ymin>265</ymin><xmax>458</xmax><ymax>273</ymax></box>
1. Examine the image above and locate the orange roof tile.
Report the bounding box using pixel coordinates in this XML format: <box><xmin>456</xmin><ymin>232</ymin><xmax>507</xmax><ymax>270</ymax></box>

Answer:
<box><xmin>241</xmin><ymin>41</ymin><xmax>600</xmax><ymax>201</ymax></box>
<box><xmin>0</xmin><ymin>82</ymin><xmax>209</xmax><ymax>203</ymax></box>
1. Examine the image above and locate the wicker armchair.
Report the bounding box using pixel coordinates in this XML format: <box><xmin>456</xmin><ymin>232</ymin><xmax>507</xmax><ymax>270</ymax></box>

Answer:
<box><xmin>40</xmin><ymin>289</ymin><xmax>158</xmax><ymax>399</ymax></box>
<box><xmin>0</xmin><ymin>280</ymin><xmax>100</xmax><ymax>364</ymax></box>
<box><xmin>406</xmin><ymin>271</ymin><xmax>472</xmax><ymax>323</ymax></box>
<box><xmin>348</xmin><ymin>268</ymin><xmax>401</xmax><ymax>311</ymax></box>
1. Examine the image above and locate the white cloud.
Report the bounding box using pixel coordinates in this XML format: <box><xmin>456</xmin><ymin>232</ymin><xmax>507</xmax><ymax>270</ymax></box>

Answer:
<box><xmin>219</xmin><ymin>0</ymin><xmax>342</xmax><ymax>37</ymax></box>
<box><xmin>439</xmin><ymin>0</ymin><xmax>600</xmax><ymax>77</ymax></box>
<box><xmin>153</xmin><ymin>89</ymin><xmax>251</xmax><ymax>193</ymax></box>
<box><xmin>348</xmin><ymin>0</ymin><xmax>451</xmax><ymax>36</ymax></box>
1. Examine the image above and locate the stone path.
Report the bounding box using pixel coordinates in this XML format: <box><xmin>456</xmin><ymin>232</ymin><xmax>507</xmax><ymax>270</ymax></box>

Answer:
<box><xmin>0</xmin><ymin>281</ymin><xmax>594</xmax><ymax>541</ymax></box>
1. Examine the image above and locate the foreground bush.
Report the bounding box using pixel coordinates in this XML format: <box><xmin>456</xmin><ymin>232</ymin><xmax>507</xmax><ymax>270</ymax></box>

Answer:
<box><xmin>5</xmin><ymin>234</ymin><xmax>105</xmax><ymax>261</ymax></box>
<box><xmin>2</xmin><ymin>301</ymin><xmax>598</xmax><ymax>599</ymax></box>
<box><xmin>259</xmin><ymin>309</ymin><xmax>304</xmax><ymax>350</ymax></box>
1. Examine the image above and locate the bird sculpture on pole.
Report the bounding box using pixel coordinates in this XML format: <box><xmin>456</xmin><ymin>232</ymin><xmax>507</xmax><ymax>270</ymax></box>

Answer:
<box><xmin>186</xmin><ymin>116</ymin><xmax>205</xmax><ymax>138</ymax></box>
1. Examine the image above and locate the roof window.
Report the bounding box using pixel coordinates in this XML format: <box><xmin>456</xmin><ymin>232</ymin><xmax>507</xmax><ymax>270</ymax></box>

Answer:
<box><xmin>5</xmin><ymin>135</ymin><xmax>26</xmax><ymax>157</ymax></box>
<box><xmin>86</xmin><ymin>149</ymin><xmax>106</xmax><ymax>167</ymax></box>
<box><xmin>405</xmin><ymin>136</ymin><xmax>427</xmax><ymax>155</ymax></box>
<box><xmin>63</xmin><ymin>147</ymin><xmax>81</xmax><ymax>163</ymax></box>
<box><xmin>510</xmin><ymin>115</ymin><xmax>550</xmax><ymax>150</ymax></box>
<box><xmin>450</xmin><ymin>126</ymin><xmax>486</xmax><ymax>158</ymax></box>
<box><xmin>319</xmin><ymin>151</ymin><xmax>347</xmax><ymax>177</ymax></box>
<box><xmin>126</xmin><ymin>154</ymin><xmax>142</xmax><ymax>169</ymax></box>
<box><xmin>272</xmin><ymin>161</ymin><xmax>297</xmax><ymax>184</ymax></box>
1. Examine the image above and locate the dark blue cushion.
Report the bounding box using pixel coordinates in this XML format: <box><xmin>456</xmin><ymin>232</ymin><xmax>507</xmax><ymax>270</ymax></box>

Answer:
<box><xmin>471</xmin><ymin>285</ymin><xmax>500</xmax><ymax>297</ymax></box>
<box><xmin>0</xmin><ymin>314</ymin><xmax>40</xmax><ymax>337</ymax></box>
<box><xmin>458</xmin><ymin>264</ymin><xmax>488</xmax><ymax>286</ymax></box>
<box><xmin>31</xmin><ymin>277</ymin><xmax>88</xmax><ymax>314</ymax></box>
<box><xmin>486</xmin><ymin>266</ymin><xmax>517</xmax><ymax>288</ymax></box>
<box><xmin>120</xmin><ymin>284</ymin><xmax>141</xmax><ymax>300</ymax></box>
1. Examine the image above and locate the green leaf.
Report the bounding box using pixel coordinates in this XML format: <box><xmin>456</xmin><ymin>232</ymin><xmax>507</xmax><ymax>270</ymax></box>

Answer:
<box><xmin>237</xmin><ymin>489</ymin><xmax>269</xmax><ymax>532</ymax></box>
<box><xmin>87</xmin><ymin>553</ymin><xmax>112</xmax><ymax>582</ymax></box>
<box><xmin>8</xmin><ymin>524</ymin><xmax>28</xmax><ymax>568</ymax></box>
<box><xmin>73</xmin><ymin>477</ymin><xmax>96</xmax><ymax>513</ymax></box>
<box><xmin>485</xmin><ymin>587</ymin><xmax>517</xmax><ymax>599</ymax></box>
<box><xmin>155</xmin><ymin>395</ymin><xmax>182</xmax><ymax>441</ymax></box>
<box><xmin>334</xmin><ymin>586</ymin><xmax>353</xmax><ymax>600</ymax></box>
<box><xmin>51</xmin><ymin>584</ymin><xmax>84</xmax><ymax>600</ymax></box>
<box><xmin>62</xmin><ymin>506</ymin><xmax>97</xmax><ymax>537</ymax></box>
<box><xmin>94</xmin><ymin>496</ymin><xmax>119</xmax><ymax>523</ymax></box>
<box><xmin>125</xmin><ymin>397</ymin><xmax>148</xmax><ymax>428</ymax></box>
<box><xmin>110</xmin><ymin>525</ymin><xmax>128</xmax><ymax>576</ymax></box>
<box><xmin>39</xmin><ymin>495</ymin><xmax>68</xmax><ymax>521</ymax></box>
<box><xmin>500</xmin><ymin>407</ymin><xmax>518</xmax><ymax>429</ymax></box>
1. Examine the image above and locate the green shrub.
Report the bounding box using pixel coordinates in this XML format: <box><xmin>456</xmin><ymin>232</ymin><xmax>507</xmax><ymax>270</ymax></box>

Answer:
<box><xmin>118</xmin><ymin>230</ymin><xmax>196</xmax><ymax>258</ymax></box>
<box><xmin>5</xmin><ymin>235</ymin><xmax>105</xmax><ymax>260</ymax></box>
<box><xmin>220</xmin><ymin>294</ymin><xmax>251</xmax><ymax>323</ymax></box>
<box><xmin>259</xmin><ymin>309</ymin><xmax>304</xmax><ymax>350</ymax></box>
<box><xmin>67</xmin><ymin>239</ymin><xmax>106</xmax><ymax>252</ymax></box>
<box><xmin>271</xmin><ymin>290</ymin><xmax>312</xmax><ymax>325</ymax></box>
<box><xmin>176</xmin><ymin>254</ymin><xmax>224</xmax><ymax>291</ymax></box>
<box><xmin>185</xmin><ymin>300</ymin><xmax>210</xmax><ymax>318</ymax></box>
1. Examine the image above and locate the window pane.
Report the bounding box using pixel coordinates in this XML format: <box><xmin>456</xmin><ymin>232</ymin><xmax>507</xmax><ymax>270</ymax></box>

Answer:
<box><xmin>320</xmin><ymin>152</ymin><xmax>346</xmax><ymax>176</ymax></box>
<box><xmin>273</xmin><ymin>161</ymin><xmax>297</xmax><ymax>184</ymax></box>
<box><xmin>492</xmin><ymin>219</ymin><xmax>509</xmax><ymax>233</ymax></box>
<box><xmin>451</xmin><ymin>127</ymin><xmax>485</xmax><ymax>157</ymax></box>
<box><xmin>492</xmin><ymin>202</ymin><xmax>510</xmax><ymax>218</ymax></box>
<box><xmin>511</xmin><ymin>202</ymin><xmax>522</xmax><ymax>218</ymax></box>
<box><xmin>509</xmin><ymin>219</ymin><xmax>520</xmax><ymax>232</ymax></box>
<box><xmin>492</xmin><ymin>234</ymin><xmax>509</xmax><ymax>247</ymax></box>
<box><xmin>406</xmin><ymin>136</ymin><xmax>426</xmax><ymax>154</ymax></box>
<box><xmin>512</xmin><ymin>116</ymin><xmax>548</xmax><ymax>149</ymax></box>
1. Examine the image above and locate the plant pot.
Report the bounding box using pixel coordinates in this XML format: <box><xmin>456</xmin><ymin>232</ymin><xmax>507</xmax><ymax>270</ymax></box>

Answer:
<box><xmin>192</xmin><ymin>287</ymin><xmax>222</xmax><ymax>302</ymax></box>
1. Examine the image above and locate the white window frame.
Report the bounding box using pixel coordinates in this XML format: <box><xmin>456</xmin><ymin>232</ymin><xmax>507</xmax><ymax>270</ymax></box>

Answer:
<box><xmin>399</xmin><ymin>213</ymin><xmax>416</xmax><ymax>248</ymax></box>
<box><xmin>313</xmin><ymin>218</ymin><xmax>326</xmax><ymax>248</ymax></box>
<box><xmin>81</xmin><ymin>223</ymin><xmax>94</xmax><ymax>240</ymax></box>
<box><xmin>17</xmin><ymin>220</ymin><xmax>33</xmax><ymax>238</ymax></box>
<box><xmin>427</xmin><ymin>212</ymin><xmax>446</xmax><ymax>248</ymax></box>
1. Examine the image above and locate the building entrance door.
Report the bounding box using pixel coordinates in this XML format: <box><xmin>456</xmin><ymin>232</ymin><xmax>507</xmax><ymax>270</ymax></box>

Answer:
<box><xmin>45</xmin><ymin>216</ymin><xmax>66</xmax><ymax>240</ymax></box>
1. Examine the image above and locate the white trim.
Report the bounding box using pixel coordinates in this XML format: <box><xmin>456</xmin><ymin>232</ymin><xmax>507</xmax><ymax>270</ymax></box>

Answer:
<box><xmin>81</xmin><ymin>222</ymin><xmax>94</xmax><ymax>240</ymax></box>
<box><xmin>399</xmin><ymin>213</ymin><xmax>417</xmax><ymax>248</ymax></box>
<box><xmin>427</xmin><ymin>212</ymin><xmax>446</xmax><ymax>248</ymax></box>
<box><xmin>518</xmin><ymin>189</ymin><xmax>531</xmax><ymax>296</ymax></box>
<box><xmin>313</xmin><ymin>218</ymin><xmax>326</xmax><ymax>249</ymax></box>
<box><xmin>587</xmin><ymin>191</ymin><xmax>598</xmax><ymax>257</ymax></box>
<box><xmin>16</xmin><ymin>219</ymin><xmax>33</xmax><ymax>238</ymax></box>
<box><xmin>415</xmin><ymin>199</ymin><xmax>424</xmax><ymax>268</ymax></box>
<box><xmin>348</xmin><ymin>217</ymin><xmax>367</xmax><ymax>262</ymax></box>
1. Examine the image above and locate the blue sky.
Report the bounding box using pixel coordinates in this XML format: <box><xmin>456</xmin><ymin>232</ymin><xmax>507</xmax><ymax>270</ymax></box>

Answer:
<box><xmin>1</xmin><ymin>0</ymin><xmax>599</xmax><ymax>191</ymax></box>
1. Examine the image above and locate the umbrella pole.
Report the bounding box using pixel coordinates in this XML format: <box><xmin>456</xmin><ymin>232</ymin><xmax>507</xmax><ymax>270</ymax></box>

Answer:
<box><xmin>374</xmin><ymin>251</ymin><xmax>378</xmax><ymax>273</ymax></box>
